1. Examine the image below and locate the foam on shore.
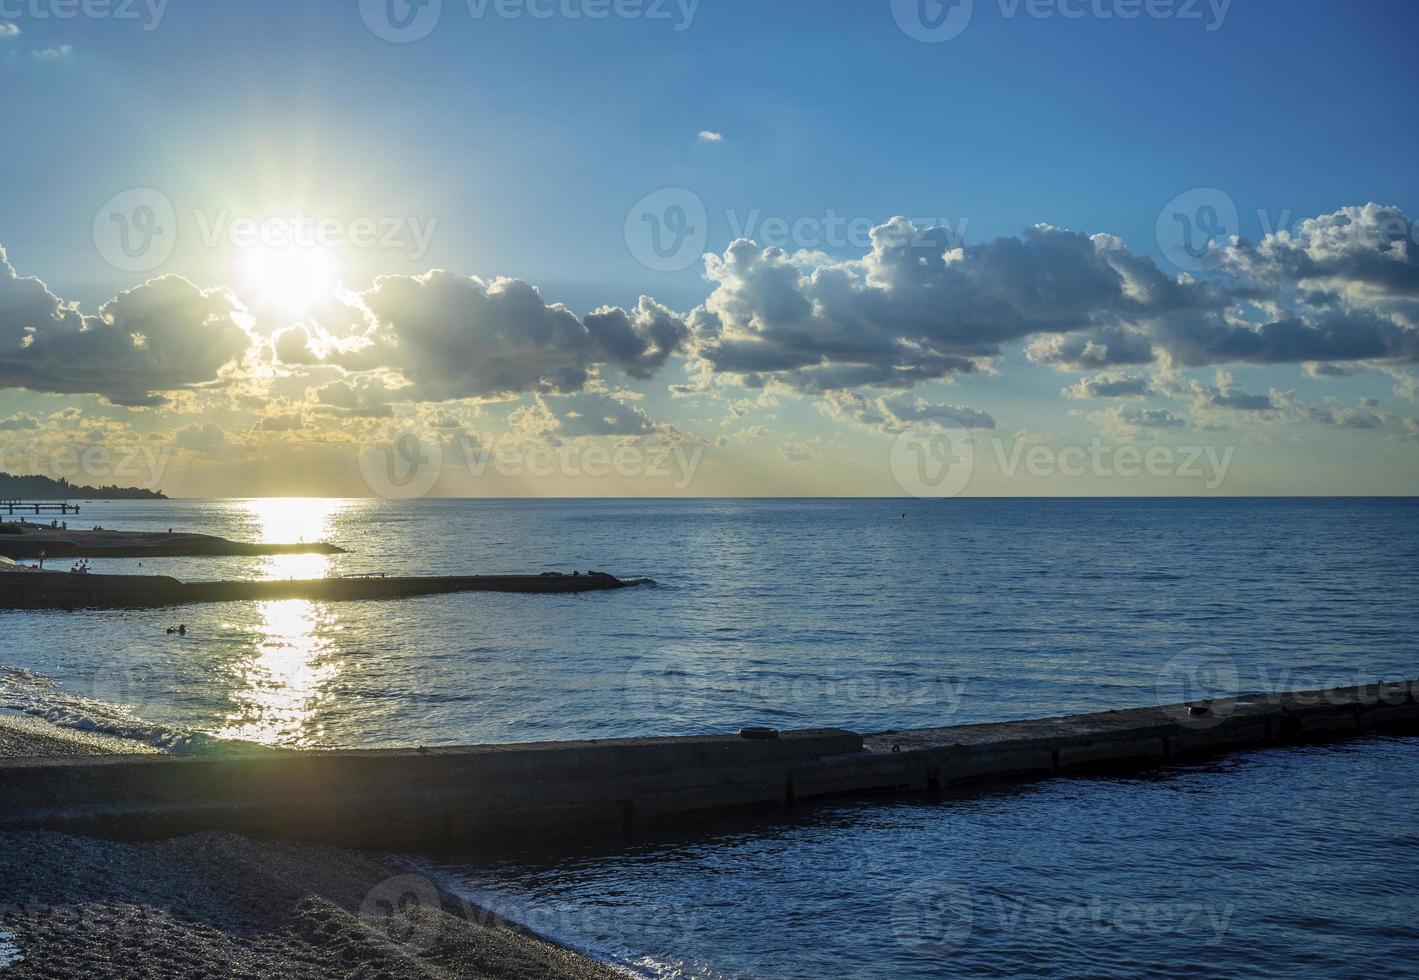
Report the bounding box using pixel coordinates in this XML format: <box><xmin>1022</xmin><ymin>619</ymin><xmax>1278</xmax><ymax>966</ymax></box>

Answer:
<box><xmin>0</xmin><ymin>665</ymin><xmax>246</xmax><ymax>756</ymax></box>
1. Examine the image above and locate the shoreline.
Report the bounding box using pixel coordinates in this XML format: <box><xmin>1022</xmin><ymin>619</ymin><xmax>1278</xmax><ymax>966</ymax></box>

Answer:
<box><xmin>0</xmin><ymin>717</ymin><xmax>623</xmax><ymax>979</ymax></box>
<box><xmin>0</xmin><ymin>712</ymin><xmax>164</xmax><ymax>759</ymax></box>
<box><xmin>7</xmin><ymin>682</ymin><xmax>1417</xmax><ymax>977</ymax></box>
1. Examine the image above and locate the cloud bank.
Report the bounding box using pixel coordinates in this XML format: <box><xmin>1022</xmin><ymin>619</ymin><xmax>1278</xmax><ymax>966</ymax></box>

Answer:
<box><xmin>0</xmin><ymin>247</ymin><xmax>252</xmax><ymax>406</ymax></box>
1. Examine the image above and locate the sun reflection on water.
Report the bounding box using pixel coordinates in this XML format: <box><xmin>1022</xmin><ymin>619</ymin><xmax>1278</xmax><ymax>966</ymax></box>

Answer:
<box><xmin>218</xmin><ymin>498</ymin><xmax>351</xmax><ymax>745</ymax></box>
<box><xmin>243</xmin><ymin>497</ymin><xmax>349</xmax><ymax>581</ymax></box>
<box><xmin>217</xmin><ymin>599</ymin><xmax>338</xmax><ymax>746</ymax></box>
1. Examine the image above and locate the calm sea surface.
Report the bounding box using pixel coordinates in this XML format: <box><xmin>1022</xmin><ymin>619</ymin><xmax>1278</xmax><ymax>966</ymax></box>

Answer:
<box><xmin>2</xmin><ymin>497</ymin><xmax>1417</xmax><ymax>977</ymax></box>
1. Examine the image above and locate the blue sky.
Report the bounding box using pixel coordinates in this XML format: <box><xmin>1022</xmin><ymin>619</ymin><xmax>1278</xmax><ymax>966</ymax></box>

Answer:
<box><xmin>0</xmin><ymin>0</ymin><xmax>1416</xmax><ymax>496</ymax></box>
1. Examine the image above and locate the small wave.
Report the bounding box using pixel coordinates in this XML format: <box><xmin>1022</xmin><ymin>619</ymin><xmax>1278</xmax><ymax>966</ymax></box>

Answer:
<box><xmin>407</xmin><ymin>865</ymin><xmax>723</xmax><ymax>980</ymax></box>
<box><xmin>0</xmin><ymin>664</ymin><xmax>225</xmax><ymax>754</ymax></box>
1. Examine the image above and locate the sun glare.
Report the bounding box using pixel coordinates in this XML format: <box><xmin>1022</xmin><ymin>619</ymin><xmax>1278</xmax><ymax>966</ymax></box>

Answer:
<box><xmin>242</xmin><ymin>497</ymin><xmax>348</xmax><ymax>579</ymax></box>
<box><xmin>238</xmin><ymin>245</ymin><xmax>340</xmax><ymax>315</ymax></box>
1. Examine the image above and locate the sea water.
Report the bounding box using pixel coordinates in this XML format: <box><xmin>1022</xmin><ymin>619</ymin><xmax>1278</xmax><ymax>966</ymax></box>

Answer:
<box><xmin>2</xmin><ymin>497</ymin><xmax>1416</xmax><ymax>976</ymax></box>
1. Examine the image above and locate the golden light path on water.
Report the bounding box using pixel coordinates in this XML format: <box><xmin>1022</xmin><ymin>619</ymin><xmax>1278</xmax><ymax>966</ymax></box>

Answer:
<box><xmin>216</xmin><ymin>498</ymin><xmax>350</xmax><ymax>746</ymax></box>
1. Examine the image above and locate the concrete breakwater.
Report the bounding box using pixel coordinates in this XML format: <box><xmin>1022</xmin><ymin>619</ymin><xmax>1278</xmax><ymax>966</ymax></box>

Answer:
<box><xmin>0</xmin><ymin>570</ymin><xmax>637</xmax><ymax>608</ymax></box>
<box><xmin>1</xmin><ymin>681</ymin><xmax>1414</xmax><ymax>850</ymax></box>
<box><xmin>0</xmin><ymin>526</ymin><xmax>344</xmax><ymax>559</ymax></box>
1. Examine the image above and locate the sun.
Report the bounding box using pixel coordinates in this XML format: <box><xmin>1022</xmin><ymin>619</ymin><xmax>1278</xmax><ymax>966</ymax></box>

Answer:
<box><xmin>238</xmin><ymin>245</ymin><xmax>341</xmax><ymax>316</ymax></box>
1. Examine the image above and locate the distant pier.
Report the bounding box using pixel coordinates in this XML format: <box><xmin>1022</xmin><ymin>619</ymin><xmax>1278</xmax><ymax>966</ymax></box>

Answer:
<box><xmin>0</xmin><ymin>681</ymin><xmax>1414</xmax><ymax>850</ymax></box>
<box><xmin>1</xmin><ymin>500</ymin><xmax>80</xmax><ymax>515</ymax></box>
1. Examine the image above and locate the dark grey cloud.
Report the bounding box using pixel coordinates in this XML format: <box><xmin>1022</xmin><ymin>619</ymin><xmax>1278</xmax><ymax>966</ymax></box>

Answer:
<box><xmin>1151</xmin><ymin>308</ymin><xmax>1419</xmax><ymax>368</ymax></box>
<box><xmin>1026</xmin><ymin>327</ymin><xmax>1157</xmax><ymax>370</ymax></box>
<box><xmin>0</xmin><ymin>413</ymin><xmax>39</xmax><ymax>431</ymax></box>
<box><xmin>1309</xmin><ymin>404</ymin><xmax>1385</xmax><ymax>429</ymax></box>
<box><xmin>293</xmin><ymin>272</ymin><xmax>688</xmax><ymax>401</ymax></box>
<box><xmin>820</xmin><ymin>389</ymin><xmax>996</xmax><ymax>432</ymax></box>
<box><xmin>693</xmin><ymin>207</ymin><xmax>1419</xmax><ymax>388</ymax></box>
<box><xmin>1124</xmin><ymin>407</ymin><xmax>1188</xmax><ymax>428</ymax></box>
<box><xmin>1215</xmin><ymin>204</ymin><xmax>1419</xmax><ymax>299</ymax></box>
<box><xmin>313</xmin><ymin>376</ymin><xmax>403</xmax><ymax>418</ymax></box>
<box><xmin>537</xmin><ymin>391</ymin><xmax>659</xmax><ymax>437</ymax></box>
<box><xmin>1091</xmin><ymin>404</ymin><xmax>1190</xmax><ymax>432</ymax></box>
<box><xmin>695</xmin><ymin>220</ymin><xmax>1220</xmax><ymax>392</ymax></box>
<box><xmin>1160</xmin><ymin>371</ymin><xmax>1281</xmax><ymax>415</ymax></box>
<box><xmin>0</xmin><ymin>247</ymin><xmax>252</xmax><ymax>406</ymax></box>
<box><xmin>1304</xmin><ymin>361</ymin><xmax>1361</xmax><ymax>378</ymax></box>
<box><xmin>172</xmin><ymin>421</ymin><xmax>229</xmax><ymax>453</ymax></box>
<box><xmin>1209</xmin><ymin>389</ymin><xmax>1276</xmax><ymax>411</ymax></box>
<box><xmin>1062</xmin><ymin>372</ymin><xmax>1153</xmax><ymax>399</ymax></box>
<box><xmin>273</xmin><ymin>325</ymin><xmax>318</xmax><ymax>365</ymax></box>
<box><xmin>583</xmin><ymin>296</ymin><xmax>690</xmax><ymax>380</ymax></box>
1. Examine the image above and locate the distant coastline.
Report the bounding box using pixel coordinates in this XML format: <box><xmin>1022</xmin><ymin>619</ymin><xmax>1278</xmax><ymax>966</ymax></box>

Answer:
<box><xmin>0</xmin><ymin>472</ymin><xmax>166</xmax><ymax>501</ymax></box>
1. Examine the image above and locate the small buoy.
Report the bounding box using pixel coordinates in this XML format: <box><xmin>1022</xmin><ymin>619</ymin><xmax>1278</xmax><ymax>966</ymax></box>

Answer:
<box><xmin>739</xmin><ymin>727</ymin><xmax>779</xmax><ymax>740</ymax></box>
